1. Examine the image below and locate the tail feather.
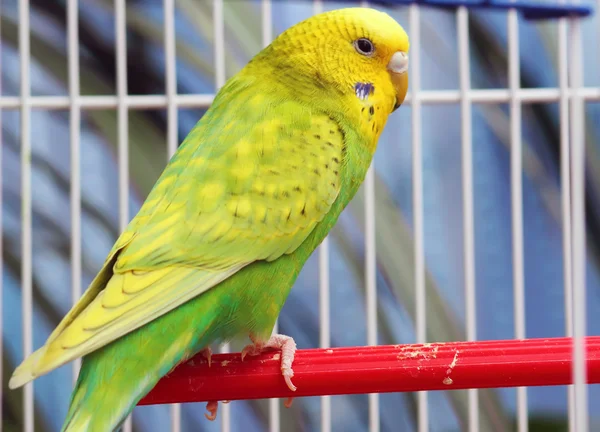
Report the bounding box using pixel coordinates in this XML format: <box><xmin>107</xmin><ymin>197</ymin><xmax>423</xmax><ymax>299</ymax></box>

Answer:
<box><xmin>59</xmin><ymin>296</ymin><xmax>221</xmax><ymax>432</ymax></box>
<box><xmin>61</xmin><ymin>412</ymin><xmax>91</xmax><ymax>432</ymax></box>
<box><xmin>61</xmin><ymin>367</ymin><xmax>93</xmax><ymax>432</ymax></box>
<box><xmin>61</xmin><ymin>405</ymin><xmax>91</xmax><ymax>432</ymax></box>
<box><xmin>60</xmin><ymin>340</ymin><xmax>195</xmax><ymax>432</ymax></box>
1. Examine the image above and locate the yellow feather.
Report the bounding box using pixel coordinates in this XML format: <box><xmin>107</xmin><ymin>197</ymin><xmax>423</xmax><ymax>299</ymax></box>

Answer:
<box><xmin>9</xmin><ymin>8</ymin><xmax>411</xmax><ymax>400</ymax></box>
<box><xmin>8</xmin><ymin>347</ymin><xmax>45</xmax><ymax>389</ymax></box>
<box><xmin>9</xmin><ymin>264</ymin><xmax>244</xmax><ymax>387</ymax></box>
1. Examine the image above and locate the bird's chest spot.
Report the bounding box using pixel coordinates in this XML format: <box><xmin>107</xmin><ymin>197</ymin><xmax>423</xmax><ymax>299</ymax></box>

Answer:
<box><xmin>354</xmin><ymin>82</ymin><xmax>386</xmax><ymax>143</ymax></box>
<box><xmin>359</xmin><ymin>104</ymin><xmax>385</xmax><ymax>145</ymax></box>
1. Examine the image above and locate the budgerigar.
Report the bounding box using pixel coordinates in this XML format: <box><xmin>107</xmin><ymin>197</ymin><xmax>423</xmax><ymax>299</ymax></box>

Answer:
<box><xmin>9</xmin><ymin>7</ymin><xmax>409</xmax><ymax>431</ymax></box>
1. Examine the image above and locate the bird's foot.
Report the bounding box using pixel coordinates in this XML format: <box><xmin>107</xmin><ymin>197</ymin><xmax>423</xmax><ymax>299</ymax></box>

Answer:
<box><xmin>200</xmin><ymin>346</ymin><xmax>213</xmax><ymax>367</ymax></box>
<box><xmin>241</xmin><ymin>334</ymin><xmax>297</xmax><ymax>392</ymax></box>
<box><xmin>205</xmin><ymin>401</ymin><xmax>218</xmax><ymax>421</ymax></box>
<box><xmin>204</xmin><ymin>399</ymin><xmax>230</xmax><ymax>421</ymax></box>
<box><xmin>167</xmin><ymin>347</ymin><xmax>212</xmax><ymax>377</ymax></box>
<box><xmin>204</xmin><ymin>335</ymin><xmax>296</xmax><ymax>421</ymax></box>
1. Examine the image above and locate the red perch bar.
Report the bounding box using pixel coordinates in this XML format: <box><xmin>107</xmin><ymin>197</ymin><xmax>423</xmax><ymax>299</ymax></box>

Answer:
<box><xmin>139</xmin><ymin>336</ymin><xmax>600</xmax><ymax>405</ymax></box>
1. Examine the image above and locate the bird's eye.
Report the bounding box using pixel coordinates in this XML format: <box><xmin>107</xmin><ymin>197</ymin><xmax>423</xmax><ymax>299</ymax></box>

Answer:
<box><xmin>354</xmin><ymin>38</ymin><xmax>375</xmax><ymax>56</ymax></box>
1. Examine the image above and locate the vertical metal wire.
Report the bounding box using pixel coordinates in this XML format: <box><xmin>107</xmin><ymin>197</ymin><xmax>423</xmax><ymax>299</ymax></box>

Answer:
<box><xmin>557</xmin><ymin>10</ymin><xmax>575</xmax><ymax>432</ymax></box>
<box><xmin>507</xmin><ymin>7</ymin><xmax>528</xmax><ymax>432</ymax></box>
<box><xmin>0</xmin><ymin>4</ymin><xmax>3</xmax><ymax>428</ymax></box>
<box><xmin>409</xmin><ymin>4</ymin><xmax>427</xmax><ymax>432</ymax></box>
<box><xmin>318</xmin><ymin>226</ymin><xmax>331</xmax><ymax>432</ymax></box>
<box><xmin>261</xmin><ymin>0</ymin><xmax>272</xmax><ymax>48</ymax></box>
<box><xmin>214</xmin><ymin>0</ymin><xmax>226</xmax><ymax>91</ymax></box>
<box><xmin>164</xmin><ymin>0</ymin><xmax>177</xmax><ymax>179</ymax></box>
<box><xmin>163</xmin><ymin>0</ymin><xmax>180</xmax><ymax>430</ymax></box>
<box><xmin>115</xmin><ymin>4</ymin><xmax>128</xmax><ymax>228</ymax></box>
<box><xmin>457</xmin><ymin>6</ymin><xmax>479</xmax><ymax>432</ymax></box>
<box><xmin>18</xmin><ymin>1</ymin><xmax>33</xmax><ymax>431</ymax></box>
<box><xmin>365</xmin><ymin>139</ymin><xmax>379</xmax><ymax>432</ymax></box>
<box><xmin>258</xmin><ymin>2</ymin><xmax>279</xmax><ymax>431</ymax></box>
<box><xmin>212</xmin><ymin>1</ymin><xmax>230</xmax><ymax>430</ymax></box>
<box><xmin>67</xmin><ymin>0</ymin><xmax>82</xmax><ymax>387</ymax></box>
<box><xmin>115</xmin><ymin>0</ymin><xmax>132</xmax><ymax>430</ymax></box>
<box><xmin>311</xmin><ymin>1</ymin><xmax>332</xmax><ymax>432</ymax></box>
<box><xmin>569</xmin><ymin>11</ymin><xmax>588</xmax><ymax>432</ymax></box>
<box><xmin>358</xmin><ymin>3</ymin><xmax>379</xmax><ymax>432</ymax></box>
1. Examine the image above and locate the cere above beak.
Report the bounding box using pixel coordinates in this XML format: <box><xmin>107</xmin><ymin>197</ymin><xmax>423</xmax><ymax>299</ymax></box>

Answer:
<box><xmin>387</xmin><ymin>51</ymin><xmax>409</xmax><ymax>75</ymax></box>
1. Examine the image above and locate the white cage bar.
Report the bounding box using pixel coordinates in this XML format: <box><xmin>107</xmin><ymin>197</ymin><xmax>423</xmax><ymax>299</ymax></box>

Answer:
<box><xmin>557</xmin><ymin>8</ymin><xmax>575</xmax><ymax>432</ymax></box>
<box><xmin>7</xmin><ymin>0</ymin><xmax>600</xmax><ymax>431</ymax></box>
<box><xmin>212</xmin><ymin>0</ymin><xmax>232</xmax><ymax>431</ymax></box>
<box><xmin>457</xmin><ymin>5</ymin><xmax>478</xmax><ymax>432</ymax></box>
<box><xmin>569</xmin><ymin>5</ymin><xmax>588</xmax><ymax>431</ymax></box>
<box><xmin>67</xmin><ymin>0</ymin><xmax>82</xmax><ymax>390</ymax></box>
<box><xmin>18</xmin><ymin>1</ymin><xmax>33</xmax><ymax>432</ymax></box>
<box><xmin>163</xmin><ymin>0</ymin><xmax>180</xmax><ymax>430</ymax></box>
<box><xmin>409</xmin><ymin>4</ymin><xmax>428</xmax><ymax>432</ymax></box>
<box><xmin>114</xmin><ymin>0</ymin><xmax>131</xmax><ymax>431</ymax></box>
<box><xmin>258</xmin><ymin>2</ymin><xmax>282</xmax><ymax>432</ymax></box>
<box><xmin>0</xmin><ymin>2</ymin><xmax>3</xmax><ymax>429</ymax></box>
<box><xmin>311</xmin><ymin>0</ymin><xmax>334</xmax><ymax>428</ymax></box>
<box><xmin>508</xmin><ymin>7</ymin><xmax>528</xmax><ymax>432</ymax></box>
<box><xmin>2</xmin><ymin>87</ymin><xmax>600</xmax><ymax>111</ymax></box>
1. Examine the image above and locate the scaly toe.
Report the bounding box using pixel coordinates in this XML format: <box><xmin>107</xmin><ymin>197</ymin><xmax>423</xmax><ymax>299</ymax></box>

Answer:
<box><xmin>282</xmin><ymin>365</ymin><xmax>296</xmax><ymax>392</ymax></box>
<box><xmin>240</xmin><ymin>348</ymin><xmax>250</xmax><ymax>361</ymax></box>
<box><xmin>284</xmin><ymin>397</ymin><xmax>294</xmax><ymax>408</ymax></box>
<box><xmin>205</xmin><ymin>401</ymin><xmax>218</xmax><ymax>421</ymax></box>
<box><xmin>201</xmin><ymin>347</ymin><xmax>213</xmax><ymax>367</ymax></box>
<box><xmin>241</xmin><ymin>344</ymin><xmax>261</xmax><ymax>361</ymax></box>
<box><xmin>283</xmin><ymin>373</ymin><xmax>297</xmax><ymax>392</ymax></box>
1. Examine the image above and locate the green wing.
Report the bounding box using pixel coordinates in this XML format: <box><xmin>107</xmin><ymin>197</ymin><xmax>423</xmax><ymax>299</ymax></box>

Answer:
<box><xmin>117</xmin><ymin>97</ymin><xmax>345</xmax><ymax>271</ymax></box>
<box><xmin>9</xmin><ymin>86</ymin><xmax>346</xmax><ymax>387</ymax></box>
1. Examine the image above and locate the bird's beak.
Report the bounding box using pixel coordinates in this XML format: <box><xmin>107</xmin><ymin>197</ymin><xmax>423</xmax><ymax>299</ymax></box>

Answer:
<box><xmin>387</xmin><ymin>51</ymin><xmax>409</xmax><ymax>112</ymax></box>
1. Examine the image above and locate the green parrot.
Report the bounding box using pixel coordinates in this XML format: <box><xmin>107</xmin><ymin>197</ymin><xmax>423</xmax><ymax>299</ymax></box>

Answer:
<box><xmin>9</xmin><ymin>7</ymin><xmax>409</xmax><ymax>431</ymax></box>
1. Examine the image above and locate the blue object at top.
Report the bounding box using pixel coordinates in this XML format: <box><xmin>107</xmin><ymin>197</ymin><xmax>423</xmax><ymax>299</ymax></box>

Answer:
<box><xmin>336</xmin><ymin>0</ymin><xmax>593</xmax><ymax>20</ymax></box>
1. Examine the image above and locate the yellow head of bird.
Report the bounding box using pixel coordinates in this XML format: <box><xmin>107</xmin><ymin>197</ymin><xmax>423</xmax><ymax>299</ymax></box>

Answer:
<box><xmin>253</xmin><ymin>7</ymin><xmax>410</xmax><ymax>116</ymax></box>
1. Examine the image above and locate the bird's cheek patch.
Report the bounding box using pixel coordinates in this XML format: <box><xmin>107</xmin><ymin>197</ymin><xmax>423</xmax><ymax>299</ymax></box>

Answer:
<box><xmin>354</xmin><ymin>82</ymin><xmax>375</xmax><ymax>101</ymax></box>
